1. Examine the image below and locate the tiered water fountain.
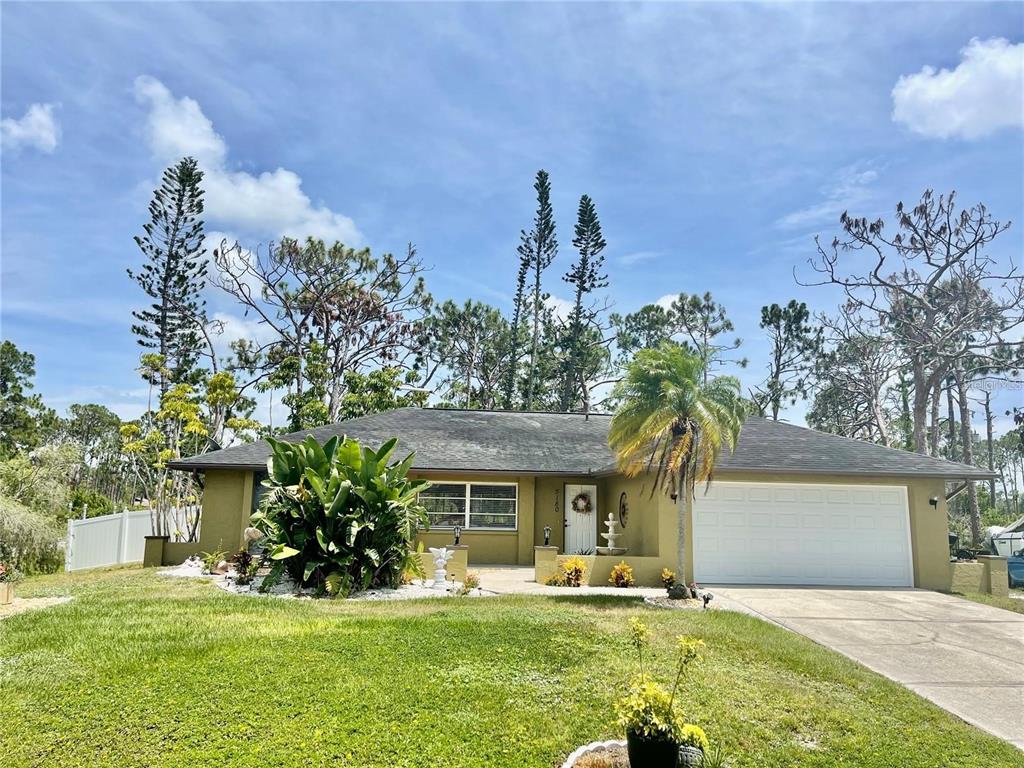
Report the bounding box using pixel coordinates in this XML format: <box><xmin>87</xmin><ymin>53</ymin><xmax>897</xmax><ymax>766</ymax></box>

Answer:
<box><xmin>595</xmin><ymin>513</ymin><xmax>628</xmax><ymax>556</ymax></box>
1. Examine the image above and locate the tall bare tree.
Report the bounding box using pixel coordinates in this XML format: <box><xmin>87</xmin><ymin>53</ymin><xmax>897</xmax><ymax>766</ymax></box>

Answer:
<box><xmin>809</xmin><ymin>308</ymin><xmax>900</xmax><ymax>445</ymax></box>
<box><xmin>804</xmin><ymin>190</ymin><xmax>1022</xmax><ymax>457</ymax></box>
<box><xmin>213</xmin><ymin>237</ymin><xmax>430</xmax><ymax>428</ymax></box>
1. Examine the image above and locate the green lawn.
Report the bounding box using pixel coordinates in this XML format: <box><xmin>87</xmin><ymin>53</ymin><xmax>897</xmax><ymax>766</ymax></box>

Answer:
<box><xmin>954</xmin><ymin>588</ymin><xmax>1024</xmax><ymax>615</ymax></box>
<box><xmin>2</xmin><ymin>569</ymin><xmax>1021</xmax><ymax>768</ymax></box>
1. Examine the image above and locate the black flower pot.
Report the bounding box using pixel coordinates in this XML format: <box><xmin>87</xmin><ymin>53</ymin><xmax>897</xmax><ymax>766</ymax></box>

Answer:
<box><xmin>626</xmin><ymin>730</ymin><xmax>679</xmax><ymax>768</ymax></box>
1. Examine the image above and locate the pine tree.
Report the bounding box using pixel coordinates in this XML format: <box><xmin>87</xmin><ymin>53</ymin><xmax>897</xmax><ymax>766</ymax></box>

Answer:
<box><xmin>522</xmin><ymin>170</ymin><xmax>558</xmax><ymax>409</ymax></box>
<box><xmin>559</xmin><ymin>195</ymin><xmax>608</xmax><ymax>411</ymax></box>
<box><xmin>501</xmin><ymin>244</ymin><xmax>530</xmax><ymax>409</ymax></box>
<box><xmin>128</xmin><ymin>157</ymin><xmax>208</xmax><ymax>395</ymax></box>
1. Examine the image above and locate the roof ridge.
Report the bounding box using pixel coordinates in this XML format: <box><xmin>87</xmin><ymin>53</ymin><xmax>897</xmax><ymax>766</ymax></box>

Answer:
<box><xmin>419</xmin><ymin>406</ymin><xmax>613</xmax><ymax>417</ymax></box>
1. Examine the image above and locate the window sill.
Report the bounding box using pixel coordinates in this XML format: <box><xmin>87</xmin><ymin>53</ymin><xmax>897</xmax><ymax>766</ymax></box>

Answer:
<box><xmin>423</xmin><ymin>528</ymin><xmax>518</xmax><ymax>535</ymax></box>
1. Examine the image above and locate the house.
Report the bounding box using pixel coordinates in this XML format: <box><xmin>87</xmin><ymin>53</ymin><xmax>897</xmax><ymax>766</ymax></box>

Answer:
<box><xmin>167</xmin><ymin>407</ymin><xmax>1002</xmax><ymax>591</ymax></box>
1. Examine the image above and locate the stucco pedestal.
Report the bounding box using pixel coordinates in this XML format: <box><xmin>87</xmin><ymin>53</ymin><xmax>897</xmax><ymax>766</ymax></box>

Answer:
<box><xmin>143</xmin><ymin>535</ymin><xmax>169</xmax><ymax>568</ymax></box>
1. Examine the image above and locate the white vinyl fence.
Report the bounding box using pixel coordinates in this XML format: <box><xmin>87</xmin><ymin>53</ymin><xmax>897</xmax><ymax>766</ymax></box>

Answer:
<box><xmin>65</xmin><ymin>510</ymin><xmax>154</xmax><ymax>571</ymax></box>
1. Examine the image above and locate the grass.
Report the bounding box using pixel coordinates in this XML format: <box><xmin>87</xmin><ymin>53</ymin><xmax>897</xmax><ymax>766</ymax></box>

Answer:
<box><xmin>954</xmin><ymin>588</ymin><xmax>1024</xmax><ymax>615</ymax></box>
<box><xmin>2</xmin><ymin>569</ymin><xmax>1021</xmax><ymax>768</ymax></box>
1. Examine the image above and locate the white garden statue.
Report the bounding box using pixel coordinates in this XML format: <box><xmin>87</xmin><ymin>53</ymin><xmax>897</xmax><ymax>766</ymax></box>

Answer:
<box><xmin>428</xmin><ymin>547</ymin><xmax>455</xmax><ymax>591</ymax></box>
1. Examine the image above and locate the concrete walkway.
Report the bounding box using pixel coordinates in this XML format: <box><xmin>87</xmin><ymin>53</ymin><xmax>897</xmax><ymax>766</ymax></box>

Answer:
<box><xmin>711</xmin><ymin>586</ymin><xmax>1024</xmax><ymax>750</ymax></box>
<box><xmin>474</xmin><ymin>565</ymin><xmax>664</xmax><ymax>597</ymax></box>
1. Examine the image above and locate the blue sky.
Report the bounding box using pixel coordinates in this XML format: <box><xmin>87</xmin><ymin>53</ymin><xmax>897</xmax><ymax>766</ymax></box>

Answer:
<box><xmin>2</xmin><ymin>2</ymin><xmax>1022</xmax><ymax>429</ymax></box>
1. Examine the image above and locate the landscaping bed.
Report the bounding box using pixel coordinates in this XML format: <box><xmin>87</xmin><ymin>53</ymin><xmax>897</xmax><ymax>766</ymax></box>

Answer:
<box><xmin>2</xmin><ymin>568</ymin><xmax>1021</xmax><ymax>768</ymax></box>
<box><xmin>159</xmin><ymin>557</ymin><xmax>492</xmax><ymax>600</ymax></box>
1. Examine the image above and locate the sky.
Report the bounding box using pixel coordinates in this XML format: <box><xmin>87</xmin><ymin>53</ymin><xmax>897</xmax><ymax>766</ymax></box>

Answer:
<box><xmin>2</xmin><ymin>2</ymin><xmax>1023</xmax><ymax>432</ymax></box>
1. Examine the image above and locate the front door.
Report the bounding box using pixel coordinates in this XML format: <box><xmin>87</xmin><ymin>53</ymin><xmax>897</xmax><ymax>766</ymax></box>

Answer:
<box><xmin>564</xmin><ymin>483</ymin><xmax>597</xmax><ymax>554</ymax></box>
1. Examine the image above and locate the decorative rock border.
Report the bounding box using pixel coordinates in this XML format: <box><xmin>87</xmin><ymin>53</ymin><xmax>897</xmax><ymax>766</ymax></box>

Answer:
<box><xmin>559</xmin><ymin>739</ymin><xmax>626</xmax><ymax>768</ymax></box>
<box><xmin>159</xmin><ymin>558</ymin><xmax>496</xmax><ymax>600</ymax></box>
<box><xmin>643</xmin><ymin>595</ymin><xmax>712</xmax><ymax>610</ymax></box>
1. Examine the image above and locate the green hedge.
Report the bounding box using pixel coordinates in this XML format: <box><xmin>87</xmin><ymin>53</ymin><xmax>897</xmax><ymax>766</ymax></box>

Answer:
<box><xmin>0</xmin><ymin>495</ymin><xmax>62</xmax><ymax>574</ymax></box>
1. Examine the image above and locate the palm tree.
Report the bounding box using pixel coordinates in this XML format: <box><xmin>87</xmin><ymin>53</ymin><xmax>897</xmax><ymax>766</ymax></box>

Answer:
<box><xmin>609</xmin><ymin>343</ymin><xmax>746</xmax><ymax>574</ymax></box>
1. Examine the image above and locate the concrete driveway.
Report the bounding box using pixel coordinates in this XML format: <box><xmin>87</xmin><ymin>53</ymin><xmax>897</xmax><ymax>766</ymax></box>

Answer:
<box><xmin>712</xmin><ymin>587</ymin><xmax>1024</xmax><ymax>750</ymax></box>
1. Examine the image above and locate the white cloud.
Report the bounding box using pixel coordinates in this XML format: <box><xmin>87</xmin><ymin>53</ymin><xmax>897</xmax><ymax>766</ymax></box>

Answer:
<box><xmin>617</xmin><ymin>250</ymin><xmax>660</xmax><ymax>266</ymax></box>
<box><xmin>544</xmin><ymin>295</ymin><xmax>574</xmax><ymax>322</ymax></box>
<box><xmin>210</xmin><ymin>311</ymin><xmax>276</xmax><ymax>354</ymax></box>
<box><xmin>892</xmin><ymin>37</ymin><xmax>1024</xmax><ymax>140</ymax></box>
<box><xmin>133</xmin><ymin>76</ymin><xmax>360</xmax><ymax>245</ymax></box>
<box><xmin>654</xmin><ymin>294</ymin><xmax>676</xmax><ymax>311</ymax></box>
<box><xmin>1</xmin><ymin>103</ymin><xmax>60</xmax><ymax>153</ymax></box>
<box><xmin>776</xmin><ymin>164</ymin><xmax>878</xmax><ymax>229</ymax></box>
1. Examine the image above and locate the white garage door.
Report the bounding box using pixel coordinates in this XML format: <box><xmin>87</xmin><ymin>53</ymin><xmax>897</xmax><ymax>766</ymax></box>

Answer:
<box><xmin>692</xmin><ymin>481</ymin><xmax>913</xmax><ymax>587</ymax></box>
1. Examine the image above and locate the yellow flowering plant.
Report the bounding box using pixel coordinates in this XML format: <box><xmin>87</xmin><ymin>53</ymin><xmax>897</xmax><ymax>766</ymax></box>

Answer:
<box><xmin>561</xmin><ymin>556</ymin><xmax>588</xmax><ymax>587</ymax></box>
<box><xmin>615</xmin><ymin>679</ymin><xmax>685</xmax><ymax>740</ymax></box>
<box><xmin>660</xmin><ymin>567</ymin><xmax>677</xmax><ymax>589</ymax></box>
<box><xmin>617</xmin><ymin>617</ymin><xmax>710</xmax><ymax>750</ymax></box>
<box><xmin>609</xmin><ymin>560</ymin><xmax>634</xmax><ymax>587</ymax></box>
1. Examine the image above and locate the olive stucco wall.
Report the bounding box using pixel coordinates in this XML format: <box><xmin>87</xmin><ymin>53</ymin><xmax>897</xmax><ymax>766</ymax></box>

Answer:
<box><xmin>188</xmin><ymin>467</ymin><xmax>957</xmax><ymax>590</ymax></box>
<box><xmin>198</xmin><ymin>469</ymin><xmax>253</xmax><ymax>554</ymax></box>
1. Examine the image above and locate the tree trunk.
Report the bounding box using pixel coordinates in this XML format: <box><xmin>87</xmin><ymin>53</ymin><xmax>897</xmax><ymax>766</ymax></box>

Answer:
<box><xmin>911</xmin><ymin>365</ymin><xmax>929</xmax><ymax>455</ymax></box>
<box><xmin>527</xmin><ymin>268</ymin><xmax>542</xmax><ymax>410</ymax></box>
<box><xmin>872</xmin><ymin>398</ymin><xmax>890</xmax><ymax>447</ymax></box>
<box><xmin>954</xmin><ymin>371</ymin><xmax>982</xmax><ymax>546</ymax></box>
<box><xmin>899</xmin><ymin>369</ymin><xmax>913</xmax><ymax>450</ymax></box>
<box><xmin>945</xmin><ymin>380</ymin><xmax>957</xmax><ymax>461</ymax></box>
<box><xmin>929</xmin><ymin>379</ymin><xmax>942</xmax><ymax>457</ymax></box>
<box><xmin>676</xmin><ymin>468</ymin><xmax>688</xmax><ymax>582</ymax></box>
<box><xmin>984</xmin><ymin>392</ymin><xmax>996</xmax><ymax>505</ymax></box>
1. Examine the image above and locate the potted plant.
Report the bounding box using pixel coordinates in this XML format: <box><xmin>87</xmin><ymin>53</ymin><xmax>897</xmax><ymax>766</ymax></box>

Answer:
<box><xmin>0</xmin><ymin>562</ymin><xmax>24</xmax><ymax>605</ymax></box>
<box><xmin>615</xmin><ymin>618</ymin><xmax>707</xmax><ymax>768</ymax></box>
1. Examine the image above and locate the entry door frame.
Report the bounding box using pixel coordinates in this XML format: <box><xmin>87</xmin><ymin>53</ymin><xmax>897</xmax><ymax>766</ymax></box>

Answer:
<box><xmin>564</xmin><ymin>483</ymin><xmax>598</xmax><ymax>554</ymax></box>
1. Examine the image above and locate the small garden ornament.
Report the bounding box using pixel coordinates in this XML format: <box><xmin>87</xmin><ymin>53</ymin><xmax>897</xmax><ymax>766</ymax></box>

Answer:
<box><xmin>429</xmin><ymin>547</ymin><xmax>454</xmax><ymax>591</ymax></box>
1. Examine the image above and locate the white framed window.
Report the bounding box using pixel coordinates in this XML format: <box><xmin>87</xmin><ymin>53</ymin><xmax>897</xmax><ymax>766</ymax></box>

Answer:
<box><xmin>419</xmin><ymin>481</ymin><xmax>518</xmax><ymax>531</ymax></box>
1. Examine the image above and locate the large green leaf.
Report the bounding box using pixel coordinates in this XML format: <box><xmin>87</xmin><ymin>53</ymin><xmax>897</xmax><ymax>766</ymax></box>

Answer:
<box><xmin>268</xmin><ymin>544</ymin><xmax>299</xmax><ymax>560</ymax></box>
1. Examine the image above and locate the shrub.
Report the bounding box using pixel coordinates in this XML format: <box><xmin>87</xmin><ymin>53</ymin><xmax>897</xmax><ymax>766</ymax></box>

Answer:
<box><xmin>199</xmin><ymin>548</ymin><xmax>228</xmax><ymax>574</ymax></box>
<box><xmin>0</xmin><ymin>495</ymin><xmax>62</xmax><ymax>574</ymax></box>
<box><xmin>0</xmin><ymin>562</ymin><xmax>24</xmax><ymax>583</ymax></box>
<box><xmin>609</xmin><ymin>561</ymin><xmax>635</xmax><ymax>587</ymax></box>
<box><xmin>545</xmin><ymin>571</ymin><xmax>568</xmax><ymax>587</ymax></box>
<box><xmin>561</xmin><ymin>556</ymin><xmax>588</xmax><ymax>587</ymax></box>
<box><xmin>253</xmin><ymin>434</ymin><xmax>429</xmax><ymax>594</ymax></box>
<box><xmin>464</xmin><ymin>571</ymin><xmax>480</xmax><ymax>590</ymax></box>
<box><xmin>70</xmin><ymin>488</ymin><xmax>113</xmax><ymax>519</ymax></box>
<box><xmin>679</xmin><ymin>724</ymin><xmax>709</xmax><ymax>752</ymax></box>
<box><xmin>660</xmin><ymin>567</ymin><xmax>677</xmax><ymax>589</ymax></box>
<box><xmin>231</xmin><ymin>549</ymin><xmax>259</xmax><ymax>585</ymax></box>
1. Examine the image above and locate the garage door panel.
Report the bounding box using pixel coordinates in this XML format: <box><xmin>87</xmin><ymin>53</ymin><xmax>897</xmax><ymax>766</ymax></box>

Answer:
<box><xmin>693</xmin><ymin>482</ymin><xmax>912</xmax><ymax>587</ymax></box>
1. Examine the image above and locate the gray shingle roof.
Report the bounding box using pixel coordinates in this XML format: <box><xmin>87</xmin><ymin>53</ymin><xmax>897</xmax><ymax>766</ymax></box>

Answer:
<box><xmin>168</xmin><ymin>407</ymin><xmax>995</xmax><ymax>480</ymax></box>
